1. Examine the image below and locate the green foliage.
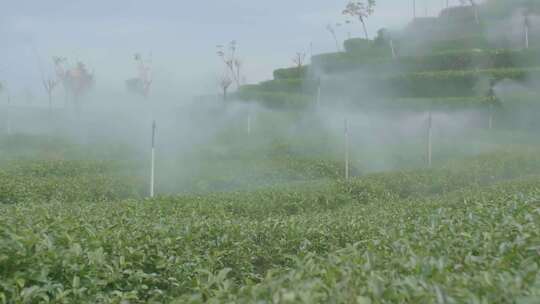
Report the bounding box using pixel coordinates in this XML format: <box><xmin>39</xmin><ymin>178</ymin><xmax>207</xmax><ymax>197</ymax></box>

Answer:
<box><xmin>426</xmin><ymin>36</ymin><xmax>491</xmax><ymax>53</ymax></box>
<box><xmin>311</xmin><ymin>49</ymin><xmax>390</xmax><ymax>74</ymax></box>
<box><xmin>343</xmin><ymin>38</ymin><xmax>386</xmax><ymax>56</ymax></box>
<box><xmin>236</xmin><ymin>78</ymin><xmax>318</xmax><ymax>108</ymax></box>
<box><xmin>341</xmin><ymin>148</ymin><xmax>540</xmax><ymax>200</ymax></box>
<box><xmin>257</xmin><ymin>79</ymin><xmax>316</xmax><ymax>94</ymax></box>
<box><xmin>440</xmin><ymin>5</ymin><xmax>479</xmax><ymax>22</ymax></box>
<box><xmin>482</xmin><ymin>0</ymin><xmax>540</xmax><ymax>18</ymax></box>
<box><xmin>396</xmin><ymin>48</ymin><xmax>540</xmax><ymax>72</ymax></box>
<box><xmin>0</xmin><ymin>160</ymin><xmax>143</xmax><ymax>204</ymax></box>
<box><xmin>385</xmin><ymin>67</ymin><xmax>539</xmax><ymax>98</ymax></box>
<box><xmin>386</xmin><ymin>96</ymin><xmax>494</xmax><ymax>110</ymax></box>
<box><xmin>313</xmin><ymin>46</ymin><xmax>540</xmax><ymax>75</ymax></box>
<box><xmin>273</xmin><ymin>66</ymin><xmax>310</xmax><ymax>80</ymax></box>
<box><xmin>236</xmin><ymin>90</ymin><xmax>313</xmax><ymax>109</ymax></box>
<box><xmin>1</xmin><ymin>150</ymin><xmax>540</xmax><ymax>302</ymax></box>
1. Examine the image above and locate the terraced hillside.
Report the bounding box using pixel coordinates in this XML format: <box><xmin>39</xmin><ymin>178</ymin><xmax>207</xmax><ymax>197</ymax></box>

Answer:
<box><xmin>237</xmin><ymin>2</ymin><xmax>540</xmax><ymax>118</ymax></box>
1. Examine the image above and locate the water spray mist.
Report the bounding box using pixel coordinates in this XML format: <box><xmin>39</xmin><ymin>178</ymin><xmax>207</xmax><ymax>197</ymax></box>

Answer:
<box><xmin>150</xmin><ymin>120</ymin><xmax>156</xmax><ymax>198</ymax></box>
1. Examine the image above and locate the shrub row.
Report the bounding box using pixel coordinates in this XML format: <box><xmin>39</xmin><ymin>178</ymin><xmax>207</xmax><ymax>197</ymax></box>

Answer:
<box><xmin>273</xmin><ymin>66</ymin><xmax>310</xmax><ymax>80</ymax></box>
<box><xmin>340</xmin><ymin>148</ymin><xmax>540</xmax><ymax>201</ymax></box>
<box><xmin>2</xmin><ymin>149</ymin><xmax>540</xmax><ymax>302</ymax></box>
<box><xmin>0</xmin><ymin>160</ymin><xmax>144</xmax><ymax>204</ymax></box>
<box><xmin>235</xmin><ymin>89</ymin><xmax>313</xmax><ymax>109</ymax></box>
<box><xmin>383</xmin><ymin>67</ymin><xmax>540</xmax><ymax>98</ymax></box>
<box><xmin>239</xmin><ymin>67</ymin><xmax>540</xmax><ymax>107</ymax></box>
<box><xmin>313</xmin><ymin>47</ymin><xmax>540</xmax><ymax>74</ymax></box>
<box><xmin>257</xmin><ymin>79</ymin><xmax>316</xmax><ymax>94</ymax></box>
<box><xmin>396</xmin><ymin>48</ymin><xmax>540</xmax><ymax>72</ymax></box>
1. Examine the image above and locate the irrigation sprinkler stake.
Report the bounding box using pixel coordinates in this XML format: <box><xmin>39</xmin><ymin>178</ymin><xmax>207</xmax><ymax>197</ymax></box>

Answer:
<box><xmin>427</xmin><ymin>111</ymin><xmax>433</xmax><ymax>168</ymax></box>
<box><xmin>247</xmin><ymin>113</ymin><xmax>252</xmax><ymax>136</ymax></box>
<box><xmin>525</xmin><ymin>22</ymin><xmax>530</xmax><ymax>49</ymax></box>
<box><xmin>6</xmin><ymin>94</ymin><xmax>11</xmax><ymax>135</ymax></box>
<box><xmin>317</xmin><ymin>77</ymin><xmax>322</xmax><ymax>107</ymax></box>
<box><xmin>150</xmin><ymin>120</ymin><xmax>156</xmax><ymax>198</ymax></box>
<box><xmin>489</xmin><ymin>104</ymin><xmax>494</xmax><ymax>130</ymax></box>
<box><xmin>345</xmin><ymin>118</ymin><xmax>350</xmax><ymax>181</ymax></box>
<box><xmin>390</xmin><ymin>39</ymin><xmax>397</xmax><ymax>59</ymax></box>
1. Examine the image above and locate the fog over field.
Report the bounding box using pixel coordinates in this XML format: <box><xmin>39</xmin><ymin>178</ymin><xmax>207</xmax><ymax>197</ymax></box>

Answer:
<box><xmin>2</xmin><ymin>0</ymin><xmax>540</xmax><ymax>303</ymax></box>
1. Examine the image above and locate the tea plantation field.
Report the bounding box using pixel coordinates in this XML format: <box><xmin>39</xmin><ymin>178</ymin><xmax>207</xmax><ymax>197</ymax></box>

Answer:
<box><xmin>1</xmin><ymin>149</ymin><xmax>540</xmax><ymax>303</ymax></box>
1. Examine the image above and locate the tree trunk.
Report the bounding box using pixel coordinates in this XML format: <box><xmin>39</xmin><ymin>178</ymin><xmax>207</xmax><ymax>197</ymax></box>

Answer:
<box><xmin>48</xmin><ymin>92</ymin><xmax>52</xmax><ymax>115</ymax></box>
<box><xmin>223</xmin><ymin>87</ymin><xmax>228</xmax><ymax>102</ymax></box>
<box><xmin>332</xmin><ymin>33</ymin><xmax>341</xmax><ymax>52</ymax></box>
<box><xmin>473</xmin><ymin>5</ymin><xmax>479</xmax><ymax>25</ymax></box>
<box><xmin>360</xmin><ymin>18</ymin><xmax>369</xmax><ymax>40</ymax></box>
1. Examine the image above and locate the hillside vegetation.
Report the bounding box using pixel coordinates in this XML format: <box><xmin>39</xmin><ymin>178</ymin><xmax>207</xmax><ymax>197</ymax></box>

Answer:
<box><xmin>236</xmin><ymin>1</ymin><xmax>540</xmax><ymax>115</ymax></box>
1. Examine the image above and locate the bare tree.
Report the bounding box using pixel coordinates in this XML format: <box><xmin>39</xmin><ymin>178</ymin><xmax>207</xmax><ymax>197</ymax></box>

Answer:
<box><xmin>33</xmin><ymin>49</ymin><xmax>59</xmax><ymax>113</ymax></box>
<box><xmin>126</xmin><ymin>53</ymin><xmax>153</xmax><ymax>99</ymax></box>
<box><xmin>43</xmin><ymin>78</ymin><xmax>58</xmax><ymax>114</ymax></box>
<box><xmin>292</xmin><ymin>52</ymin><xmax>307</xmax><ymax>70</ymax></box>
<box><xmin>219</xmin><ymin>75</ymin><xmax>233</xmax><ymax>102</ymax></box>
<box><xmin>326</xmin><ymin>24</ymin><xmax>341</xmax><ymax>52</ymax></box>
<box><xmin>217</xmin><ymin>41</ymin><xmax>243</xmax><ymax>89</ymax></box>
<box><xmin>342</xmin><ymin>0</ymin><xmax>376</xmax><ymax>40</ymax></box>
<box><xmin>54</xmin><ymin>57</ymin><xmax>94</xmax><ymax>110</ymax></box>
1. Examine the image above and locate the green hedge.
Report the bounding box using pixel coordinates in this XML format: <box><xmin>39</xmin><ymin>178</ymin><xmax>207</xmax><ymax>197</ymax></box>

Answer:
<box><xmin>330</xmin><ymin>67</ymin><xmax>538</xmax><ymax>99</ymax></box>
<box><xmin>317</xmin><ymin>35</ymin><xmax>537</xmax><ymax>73</ymax></box>
<box><xmin>236</xmin><ymin>89</ymin><xmax>313</xmax><ymax>109</ymax></box>
<box><xmin>384</xmin><ymin>67</ymin><xmax>538</xmax><ymax>98</ymax></box>
<box><xmin>439</xmin><ymin>6</ymin><xmax>478</xmax><ymax>22</ymax></box>
<box><xmin>356</xmin><ymin>93</ymin><xmax>540</xmax><ymax>111</ymax></box>
<box><xmin>426</xmin><ymin>36</ymin><xmax>491</xmax><ymax>53</ymax></box>
<box><xmin>313</xmin><ymin>45</ymin><xmax>540</xmax><ymax>75</ymax></box>
<box><xmin>311</xmin><ymin>52</ymin><xmax>389</xmax><ymax>74</ymax></box>
<box><xmin>482</xmin><ymin>0</ymin><xmax>540</xmax><ymax>19</ymax></box>
<box><xmin>0</xmin><ymin>160</ymin><xmax>143</xmax><ymax>204</ymax></box>
<box><xmin>342</xmin><ymin>38</ymin><xmax>390</xmax><ymax>56</ymax></box>
<box><xmin>257</xmin><ymin>78</ymin><xmax>317</xmax><ymax>94</ymax></box>
<box><xmin>395</xmin><ymin>48</ymin><xmax>540</xmax><ymax>72</ymax></box>
<box><xmin>386</xmin><ymin>96</ymin><xmax>495</xmax><ymax>110</ymax></box>
<box><xmin>243</xmin><ymin>67</ymin><xmax>539</xmax><ymax>104</ymax></box>
<box><xmin>242</xmin><ymin>67</ymin><xmax>539</xmax><ymax>105</ymax></box>
<box><xmin>273</xmin><ymin>66</ymin><xmax>309</xmax><ymax>80</ymax></box>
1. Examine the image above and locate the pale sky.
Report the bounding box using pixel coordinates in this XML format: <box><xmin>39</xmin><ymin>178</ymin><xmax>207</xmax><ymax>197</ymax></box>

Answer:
<box><xmin>0</xmin><ymin>0</ymin><xmax>456</xmax><ymax>98</ymax></box>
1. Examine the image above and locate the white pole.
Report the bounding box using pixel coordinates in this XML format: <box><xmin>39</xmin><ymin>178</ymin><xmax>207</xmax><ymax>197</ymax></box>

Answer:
<box><xmin>427</xmin><ymin>111</ymin><xmax>433</xmax><ymax>167</ymax></box>
<box><xmin>345</xmin><ymin>118</ymin><xmax>350</xmax><ymax>181</ymax></box>
<box><xmin>316</xmin><ymin>78</ymin><xmax>322</xmax><ymax>107</ymax></box>
<box><xmin>525</xmin><ymin>22</ymin><xmax>530</xmax><ymax>49</ymax></box>
<box><xmin>390</xmin><ymin>39</ymin><xmax>397</xmax><ymax>59</ymax></box>
<box><xmin>6</xmin><ymin>94</ymin><xmax>11</xmax><ymax>135</ymax></box>
<box><xmin>247</xmin><ymin>113</ymin><xmax>251</xmax><ymax>136</ymax></box>
<box><xmin>489</xmin><ymin>104</ymin><xmax>493</xmax><ymax>130</ymax></box>
<box><xmin>150</xmin><ymin>120</ymin><xmax>156</xmax><ymax>198</ymax></box>
<box><xmin>473</xmin><ymin>5</ymin><xmax>479</xmax><ymax>25</ymax></box>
